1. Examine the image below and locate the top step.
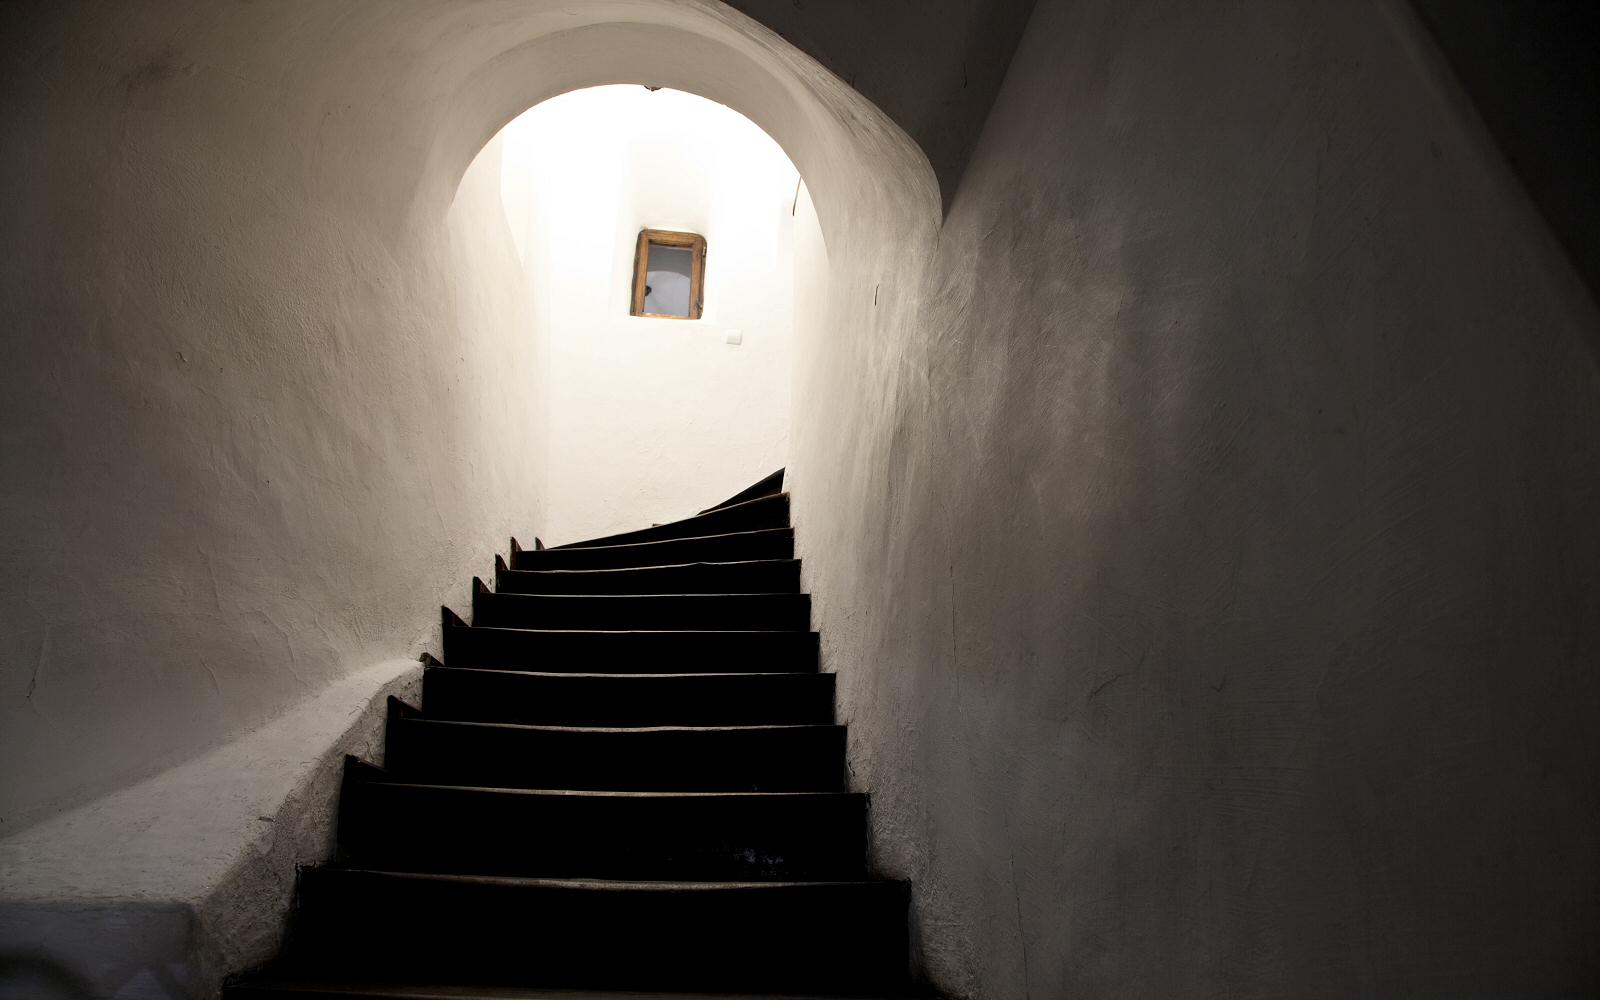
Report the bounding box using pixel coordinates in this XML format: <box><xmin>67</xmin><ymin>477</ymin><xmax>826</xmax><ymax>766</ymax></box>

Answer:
<box><xmin>226</xmin><ymin>981</ymin><xmax>925</xmax><ymax>1000</ymax></box>
<box><xmin>553</xmin><ymin>494</ymin><xmax>789</xmax><ymax>551</ymax></box>
<box><xmin>514</xmin><ymin>527</ymin><xmax>794</xmax><ymax>572</ymax></box>
<box><xmin>699</xmin><ymin>468</ymin><xmax>784</xmax><ymax>514</ymax></box>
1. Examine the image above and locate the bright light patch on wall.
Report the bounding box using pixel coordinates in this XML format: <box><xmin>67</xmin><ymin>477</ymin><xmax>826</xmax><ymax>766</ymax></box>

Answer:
<box><xmin>497</xmin><ymin>86</ymin><xmax>799</xmax><ymax>284</ymax></box>
<box><xmin>484</xmin><ymin>85</ymin><xmax>807</xmax><ymax>543</ymax></box>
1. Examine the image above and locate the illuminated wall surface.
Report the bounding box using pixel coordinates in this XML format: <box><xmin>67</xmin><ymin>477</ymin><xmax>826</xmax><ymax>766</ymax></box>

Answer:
<box><xmin>496</xmin><ymin>87</ymin><xmax>805</xmax><ymax>544</ymax></box>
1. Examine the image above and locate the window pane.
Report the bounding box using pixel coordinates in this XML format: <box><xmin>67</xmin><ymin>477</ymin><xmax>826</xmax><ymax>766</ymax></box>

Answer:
<box><xmin>643</xmin><ymin>243</ymin><xmax>694</xmax><ymax>317</ymax></box>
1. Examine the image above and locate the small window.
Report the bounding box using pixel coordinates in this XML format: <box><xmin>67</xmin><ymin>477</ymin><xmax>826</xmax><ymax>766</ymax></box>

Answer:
<box><xmin>631</xmin><ymin>228</ymin><xmax>706</xmax><ymax>319</ymax></box>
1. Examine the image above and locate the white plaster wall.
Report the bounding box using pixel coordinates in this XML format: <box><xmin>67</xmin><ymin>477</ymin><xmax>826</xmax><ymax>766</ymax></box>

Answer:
<box><xmin>0</xmin><ymin>2</ymin><xmax>933</xmax><ymax>993</ymax></box>
<box><xmin>0</xmin><ymin>659</ymin><xmax>420</xmax><ymax>1000</ymax></box>
<box><xmin>497</xmin><ymin>87</ymin><xmax>800</xmax><ymax>543</ymax></box>
<box><xmin>0</xmin><ymin>11</ymin><xmax>547</xmax><ymax>834</ymax></box>
<box><xmin>0</xmin><ymin>0</ymin><xmax>933</xmax><ymax>837</ymax></box>
<box><xmin>19</xmin><ymin>0</ymin><xmax>1587</xmax><ymax>996</ymax></box>
<box><xmin>786</xmin><ymin>0</ymin><xmax>1600</xmax><ymax>996</ymax></box>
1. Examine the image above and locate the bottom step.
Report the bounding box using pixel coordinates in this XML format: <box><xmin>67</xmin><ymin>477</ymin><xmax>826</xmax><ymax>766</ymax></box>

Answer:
<box><xmin>287</xmin><ymin>868</ymin><xmax>909</xmax><ymax>993</ymax></box>
<box><xmin>226</xmin><ymin>981</ymin><xmax>927</xmax><ymax>999</ymax></box>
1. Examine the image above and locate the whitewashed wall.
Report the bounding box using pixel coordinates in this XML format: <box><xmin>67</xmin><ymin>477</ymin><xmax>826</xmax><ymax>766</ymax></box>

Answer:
<box><xmin>497</xmin><ymin>87</ymin><xmax>802</xmax><ymax>543</ymax></box>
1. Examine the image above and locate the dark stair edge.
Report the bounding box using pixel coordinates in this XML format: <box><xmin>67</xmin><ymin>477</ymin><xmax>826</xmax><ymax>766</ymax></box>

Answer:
<box><xmin>498</xmin><ymin>556</ymin><xmax>802</xmax><ymax>577</ymax></box>
<box><xmin>550</xmin><ymin>493</ymin><xmax>790</xmax><ymax>551</ymax></box>
<box><xmin>699</xmin><ymin>468</ymin><xmax>785</xmax><ymax>514</ymax></box>
<box><xmin>419</xmin><ymin>665</ymin><xmax>836</xmax><ymax>725</ymax></box>
<box><xmin>423</xmin><ymin>662</ymin><xmax>834</xmax><ymax>681</ymax></box>
<box><xmin>225</xmin><ymin>980</ymin><xmax>936</xmax><ymax>999</ymax></box>
<box><xmin>468</xmin><ymin>590</ymin><xmax>813</xmax><ymax>633</ymax></box>
<box><xmin>493</xmin><ymin>558</ymin><xmax>803</xmax><ymax>597</ymax></box>
<box><xmin>389</xmin><ymin>709</ymin><xmax>841</xmax><ymax>736</ymax></box>
<box><xmin>437</xmin><ymin>622</ymin><xmax>823</xmax><ymax>675</ymax></box>
<box><xmin>509</xmin><ymin>526</ymin><xmax>795</xmax><ymax>571</ymax></box>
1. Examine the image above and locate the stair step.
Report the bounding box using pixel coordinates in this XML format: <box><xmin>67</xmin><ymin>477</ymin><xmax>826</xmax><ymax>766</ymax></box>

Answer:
<box><xmin>472</xmin><ymin>589</ymin><xmax>810</xmax><ymax>631</ymax></box>
<box><xmin>385</xmin><ymin>705</ymin><xmax>845</xmax><ymax>792</ymax></box>
<box><xmin>441</xmin><ymin>624</ymin><xmax>819</xmax><ymax>673</ymax></box>
<box><xmin>495</xmin><ymin>558</ymin><xmax>801</xmax><ymax>596</ymax></box>
<box><xmin>339</xmin><ymin>772</ymin><xmax>867</xmax><ymax>880</ymax></box>
<box><xmin>423</xmin><ymin>666</ymin><xmax>835</xmax><ymax>727</ymax></box>
<box><xmin>700</xmin><ymin>468</ymin><xmax>785</xmax><ymax>514</ymax></box>
<box><xmin>286</xmin><ymin>868</ymin><xmax>910</xmax><ymax>992</ymax></box>
<box><xmin>554</xmin><ymin>494</ymin><xmax>790</xmax><ymax>550</ymax></box>
<box><xmin>511</xmin><ymin>527</ymin><xmax>794</xmax><ymax>572</ymax></box>
<box><xmin>226</xmin><ymin>981</ymin><xmax>924</xmax><ymax>999</ymax></box>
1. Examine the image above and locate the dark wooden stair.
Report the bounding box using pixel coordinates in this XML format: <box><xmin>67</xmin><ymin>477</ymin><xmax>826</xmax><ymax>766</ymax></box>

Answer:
<box><xmin>509</xmin><ymin>527</ymin><xmax>795</xmax><ymax>571</ymax></box>
<box><xmin>422</xmin><ymin>665</ymin><xmax>836</xmax><ymax>726</ymax></box>
<box><xmin>226</xmin><ymin>470</ymin><xmax>917</xmax><ymax>998</ymax></box>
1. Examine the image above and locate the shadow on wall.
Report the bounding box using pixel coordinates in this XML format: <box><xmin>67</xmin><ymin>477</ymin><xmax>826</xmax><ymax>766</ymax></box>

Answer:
<box><xmin>1410</xmin><ymin>0</ymin><xmax>1600</xmax><ymax>303</ymax></box>
<box><xmin>720</xmin><ymin>0</ymin><xmax>1040</xmax><ymax>210</ymax></box>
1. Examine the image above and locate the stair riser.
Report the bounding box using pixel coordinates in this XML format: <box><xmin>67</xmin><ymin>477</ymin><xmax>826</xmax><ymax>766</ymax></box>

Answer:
<box><xmin>442</xmin><ymin>626</ymin><xmax>819</xmax><ymax>673</ymax></box>
<box><xmin>472</xmin><ymin>591</ymin><xmax>811</xmax><ymax>631</ymax></box>
<box><xmin>558</xmin><ymin>494</ymin><xmax>790</xmax><ymax>550</ymax></box>
<box><xmin>511</xmin><ymin>528</ymin><xmax>794</xmax><ymax>571</ymax></box>
<box><xmin>339</xmin><ymin>781</ymin><xmax>867</xmax><ymax>880</ymax></box>
<box><xmin>291</xmin><ymin>870</ymin><xmax>909</xmax><ymax>991</ymax></box>
<box><xmin>423</xmin><ymin>668</ymin><xmax>835</xmax><ymax>726</ymax></box>
<box><xmin>385</xmin><ymin>717</ymin><xmax>846</xmax><ymax>792</ymax></box>
<box><xmin>496</xmin><ymin>559</ymin><xmax>801</xmax><ymax>595</ymax></box>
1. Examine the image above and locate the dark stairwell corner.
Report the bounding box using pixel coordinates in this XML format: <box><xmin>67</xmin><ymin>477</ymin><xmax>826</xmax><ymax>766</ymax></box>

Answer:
<box><xmin>226</xmin><ymin>471</ymin><xmax>924</xmax><ymax>1000</ymax></box>
<box><xmin>1408</xmin><ymin>0</ymin><xmax>1600</xmax><ymax>306</ymax></box>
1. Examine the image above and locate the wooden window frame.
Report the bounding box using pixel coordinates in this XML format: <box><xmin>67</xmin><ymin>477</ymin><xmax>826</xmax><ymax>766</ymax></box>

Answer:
<box><xmin>630</xmin><ymin>228</ymin><xmax>706</xmax><ymax>320</ymax></box>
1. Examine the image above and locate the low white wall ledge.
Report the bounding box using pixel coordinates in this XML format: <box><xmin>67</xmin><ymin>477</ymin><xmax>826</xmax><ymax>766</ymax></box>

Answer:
<box><xmin>0</xmin><ymin>658</ymin><xmax>423</xmax><ymax>1000</ymax></box>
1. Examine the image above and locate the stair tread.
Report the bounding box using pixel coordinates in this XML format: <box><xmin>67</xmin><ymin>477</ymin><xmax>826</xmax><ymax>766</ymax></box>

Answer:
<box><xmin>319</xmin><ymin>868</ymin><xmax>901</xmax><ymax>892</ymax></box>
<box><xmin>385</xmin><ymin>714</ymin><xmax>844</xmax><ymax>792</ymax></box>
<box><xmin>422</xmin><ymin>666</ymin><xmax>834</xmax><ymax>727</ymax></box>
<box><xmin>544</xmin><ymin>527</ymin><xmax>788</xmax><ymax>556</ymax></box>
<box><xmin>486</xmin><ymin>592</ymin><xmax>800</xmax><ymax>598</ymax></box>
<box><xmin>699</xmin><ymin>468</ymin><xmax>785</xmax><ymax>515</ymax></box>
<box><xmin>441</xmin><ymin>625</ymin><xmax>820</xmax><ymax>674</ymax></box>
<box><xmin>434</xmin><ymin>666</ymin><xmax>821</xmax><ymax>680</ymax></box>
<box><xmin>471</xmin><ymin>591</ymin><xmax>811</xmax><ymax>633</ymax></box>
<box><xmin>352</xmin><ymin>780</ymin><xmax>860</xmax><ymax>800</ymax></box>
<box><xmin>408</xmin><ymin>718</ymin><xmax>834</xmax><ymax>734</ymax></box>
<box><xmin>454</xmin><ymin>626</ymin><xmax>810</xmax><ymax>636</ymax></box>
<box><xmin>510</xmin><ymin>529</ymin><xmax>795</xmax><ymax>572</ymax></box>
<box><xmin>552</xmin><ymin>494</ymin><xmax>789</xmax><ymax>551</ymax></box>
<box><xmin>508</xmin><ymin>559</ymin><xmax>795</xmax><ymax>575</ymax></box>
<box><xmin>230</xmin><ymin>977</ymin><xmax>916</xmax><ymax>999</ymax></box>
<box><xmin>495</xmin><ymin>556</ymin><xmax>802</xmax><ymax>595</ymax></box>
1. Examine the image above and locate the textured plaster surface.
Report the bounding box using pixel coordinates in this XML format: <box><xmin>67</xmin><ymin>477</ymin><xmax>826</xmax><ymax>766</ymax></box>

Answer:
<box><xmin>721</xmin><ymin>0</ymin><xmax>1037</xmax><ymax>210</ymax></box>
<box><xmin>11</xmin><ymin>0</ymin><xmax>1588</xmax><ymax>996</ymax></box>
<box><xmin>786</xmin><ymin>0</ymin><xmax>1600</xmax><ymax>996</ymax></box>
<box><xmin>0</xmin><ymin>0</ymin><xmax>934</xmax><ymax>993</ymax></box>
<box><xmin>0</xmin><ymin>659</ymin><xmax>421</xmax><ymax>1000</ymax></box>
<box><xmin>0</xmin><ymin>0</ymin><xmax>933</xmax><ymax>833</ymax></box>
<box><xmin>0</xmin><ymin>6</ymin><xmax>548</xmax><ymax>833</ymax></box>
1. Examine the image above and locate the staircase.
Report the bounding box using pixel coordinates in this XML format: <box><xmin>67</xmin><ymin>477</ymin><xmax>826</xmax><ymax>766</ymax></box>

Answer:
<box><xmin>227</xmin><ymin>471</ymin><xmax>915</xmax><ymax>999</ymax></box>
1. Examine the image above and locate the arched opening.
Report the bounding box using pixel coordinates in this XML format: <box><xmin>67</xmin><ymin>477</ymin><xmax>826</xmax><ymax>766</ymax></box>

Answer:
<box><xmin>0</xmin><ymin>6</ymin><xmax>945</xmax><ymax>994</ymax></box>
<box><xmin>408</xmin><ymin>15</ymin><xmax>944</xmax><ymax>542</ymax></box>
<box><xmin>474</xmin><ymin>85</ymin><xmax>814</xmax><ymax>541</ymax></box>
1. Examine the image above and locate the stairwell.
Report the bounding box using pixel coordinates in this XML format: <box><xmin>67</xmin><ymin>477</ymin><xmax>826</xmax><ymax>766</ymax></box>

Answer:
<box><xmin>227</xmin><ymin>472</ymin><xmax>915</xmax><ymax>999</ymax></box>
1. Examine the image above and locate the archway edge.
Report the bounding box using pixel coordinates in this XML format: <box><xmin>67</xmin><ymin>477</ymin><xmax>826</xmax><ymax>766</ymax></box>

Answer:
<box><xmin>424</xmin><ymin>12</ymin><xmax>943</xmax><ymax>249</ymax></box>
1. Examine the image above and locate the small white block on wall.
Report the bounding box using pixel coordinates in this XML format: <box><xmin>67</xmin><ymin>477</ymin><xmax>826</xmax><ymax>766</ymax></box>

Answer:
<box><xmin>725</xmin><ymin>329</ymin><xmax>744</xmax><ymax>345</ymax></box>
